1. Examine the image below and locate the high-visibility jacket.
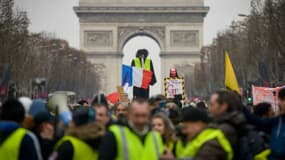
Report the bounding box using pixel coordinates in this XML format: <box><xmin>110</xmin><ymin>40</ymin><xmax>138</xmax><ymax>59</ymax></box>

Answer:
<box><xmin>0</xmin><ymin>128</ymin><xmax>27</xmax><ymax>160</ymax></box>
<box><xmin>134</xmin><ymin>57</ymin><xmax>151</xmax><ymax>71</ymax></box>
<box><xmin>55</xmin><ymin>136</ymin><xmax>98</xmax><ymax>160</ymax></box>
<box><xmin>176</xmin><ymin>128</ymin><xmax>233</xmax><ymax>160</ymax></box>
<box><xmin>164</xmin><ymin>141</ymin><xmax>174</xmax><ymax>152</ymax></box>
<box><xmin>109</xmin><ymin>125</ymin><xmax>164</xmax><ymax>160</ymax></box>
<box><xmin>254</xmin><ymin>149</ymin><xmax>271</xmax><ymax>160</ymax></box>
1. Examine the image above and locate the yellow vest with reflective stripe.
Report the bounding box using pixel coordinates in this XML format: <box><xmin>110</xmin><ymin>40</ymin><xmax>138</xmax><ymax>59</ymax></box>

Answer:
<box><xmin>134</xmin><ymin>57</ymin><xmax>151</xmax><ymax>71</ymax></box>
<box><xmin>55</xmin><ymin>136</ymin><xmax>98</xmax><ymax>160</ymax></box>
<box><xmin>109</xmin><ymin>125</ymin><xmax>164</xmax><ymax>160</ymax></box>
<box><xmin>0</xmin><ymin>128</ymin><xmax>27</xmax><ymax>160</ymax></box>
<box><xmin>176</xmin><ymin>128</ymin><xmax>233</xmax><ymax>160</ymax></box>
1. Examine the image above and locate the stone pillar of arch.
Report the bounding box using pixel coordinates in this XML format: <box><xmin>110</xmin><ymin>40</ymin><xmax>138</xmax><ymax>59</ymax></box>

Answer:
<box><xmin>74</xmin><ymin>0</ymin><xmax>209</xmax><ymax>94</ymax></box>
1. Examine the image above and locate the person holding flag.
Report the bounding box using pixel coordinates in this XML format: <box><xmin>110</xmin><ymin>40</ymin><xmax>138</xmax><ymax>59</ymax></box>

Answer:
<box><xmin>122</xmin><ymin>49</ymin><xmax>156</xmax><ymax>99</ymax></box>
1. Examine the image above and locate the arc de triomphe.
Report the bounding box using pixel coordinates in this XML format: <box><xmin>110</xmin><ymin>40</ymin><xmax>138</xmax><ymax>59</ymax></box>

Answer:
<box><xmin>74</xmin><ymin>0</ymin><xmax>209</xmax><ymax>94</ymax></box>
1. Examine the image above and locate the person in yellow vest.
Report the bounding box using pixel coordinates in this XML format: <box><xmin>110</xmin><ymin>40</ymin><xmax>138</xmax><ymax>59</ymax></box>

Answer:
<box><xmin>131</xmin><ymin>49</ymin><xmax>157</xmax><ymax>99</ymax></box>
<box><xmin>151</xmin><ymin>112</ymin><xmax>176</xmax><ymax>151</ymax></box>
<box><xmin>113</xmin><ymin>102</ymin><xmax>129</xmax><ymax>124</ymax></box>
<box><xmin>50</xmin><ymin>107</ymin><xmax>105</xmax><ymax>160</ymax></box>
<box><xmin>0</xmin><ymin>98</ymin><xmax>43</xmax><ymax>160</ymax></box>
<box><xmin>175</xmin><ymin>107</ymin><xmax>233</xmax><ymax>160</ymax></box>
<box><xmin>99</xmin><ymin>98</ymin><xmax>165</xmax><ymax>160</ymax></box>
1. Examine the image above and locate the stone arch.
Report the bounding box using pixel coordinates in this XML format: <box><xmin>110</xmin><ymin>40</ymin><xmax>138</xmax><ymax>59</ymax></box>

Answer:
<box><xmin>118</xmin><ymin>27</ymin><xmax>165</xmax><ymax>53</ymax></box>
<box><xmin>118</xmin><ymin>27</ymin><xmax>165</xmax><ymax>52</ymax></box>
<box><xmin>121</xmin><ymin>32</ymin><xmax>162</xmax><ymax>95</ymax></box>
<box><xmin>74</xmin><ymin>1</ymin><xmax>209</xmax><ymax>94</ymax></box>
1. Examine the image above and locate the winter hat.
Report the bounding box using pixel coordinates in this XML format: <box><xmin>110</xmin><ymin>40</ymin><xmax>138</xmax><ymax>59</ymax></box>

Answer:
<box><xmin>72</xmin><ymin>107</ymin><xmax>95</xmax><ymax>126</ymax></box>
<box><xmin>92</xmin><ymin>94</ymin><xmax>108</xmax><ymax>108</ymax></box>
<box><xmin>29</xmin><ymin>99</ymin><xmax>48</xmax><ymax>117</ymax></box>
<box><xmin>34</xmin><ymin>111</ymin><xmax>54</xmax><ymax>125</ymax></box>
<box><xmin>0</xmin><ymin>98</ymin><xmax>25</xmax><ymax>123</ymax></box>
<box><xmin>180</xmin><ymin>107</ymin><xmax>210</xmax><ymax>123</ymax></box>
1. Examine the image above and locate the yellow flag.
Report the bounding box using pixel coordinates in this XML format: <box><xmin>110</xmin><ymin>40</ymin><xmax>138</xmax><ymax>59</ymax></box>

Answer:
<box><xmin>225</xmin><ymin>51</ymin><xmax>241</xmax><ymax>94</ymax></box>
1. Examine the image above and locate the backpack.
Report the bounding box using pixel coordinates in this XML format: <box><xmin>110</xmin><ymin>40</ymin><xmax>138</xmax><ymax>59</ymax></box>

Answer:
<box><xmin>236</xmin><ymin>127</ymin><xmax>269</xmax><ymax>160</ymax></box>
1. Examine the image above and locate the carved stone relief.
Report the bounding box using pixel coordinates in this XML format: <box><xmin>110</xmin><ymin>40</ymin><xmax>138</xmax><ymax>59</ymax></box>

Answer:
<box><xmin>170</xmin><ymin>30</ymin><xmax>199</xmax><ymax>47</ymax></box>
<box><xmin>84</xmin><ymin>31</ymin><xmax>113</xmax><ymax>48</ymax></box>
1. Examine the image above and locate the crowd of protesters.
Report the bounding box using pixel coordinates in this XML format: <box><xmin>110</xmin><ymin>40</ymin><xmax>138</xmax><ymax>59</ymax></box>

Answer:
<box><xmin>0</xmin><ymin>87</ymin><xmax>285</xmax><ymax>160</ymax></box>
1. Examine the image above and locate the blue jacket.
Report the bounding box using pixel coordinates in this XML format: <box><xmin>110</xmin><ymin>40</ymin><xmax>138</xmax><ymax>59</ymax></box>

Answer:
<box><xmin>243</xmin><ymin>108</ymin><xmax>285</xmax><ymax>160</ymax></box>
<box><xmin>0</xmin><ymin>121</ymin><xmax>43</xmax><ymax>160</ymax></box>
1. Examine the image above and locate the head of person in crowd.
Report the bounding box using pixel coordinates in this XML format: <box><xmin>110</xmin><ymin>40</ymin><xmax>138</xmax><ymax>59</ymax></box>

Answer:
<box><xmin>92</xmin><ymin>94</ymin><xmax>109</xmax><ymax>108</ymax></box>
<box><xmin>136</xmin><ymin>49</ymin><xmax>149</xmax><ymax>59</ymax></box>
<box><xmin>180</xmin><ymin>107</ymin><xmax>210</xmax><ymax>141</ymax></box>
<box><xmin>149</xmin><ymin>95</ymin><xmax>167</xmax><ymax>116</ymax></box>
<box><xmin>33</xmin><ymin>111</ymin><xmax>55</xmax><ymax>140</ymax></box>
<box><xmin>209</xmin><ymin>90</ymin><xmax>242</xmax><ymax>117</ymax></box>
<box><xmin>128</xmin><ymin>98</ymin><xmax>151</xmax><ymax>135</ymax></box>
<box><xmin>253</xmin><ymin>102</ymin><xmax>274</xmax><ymax>118</ymax></box>
<box><xmin>151</xmin><ymin>113</ymin><xmax>175</xmax><ymax>146</ymax></box>
<box><xmin>149</xmin><ymin>95</ymin><xmax>166</xmax><ymax>109</ymax></box>
<box><xmin>68</xmin><ymin>106</ymin><xmax>105</xmax><ymax>140</ymax></box>
<box><xmin>278</xmin><ymin>87</ymin><xmax>285</xmax><ymax>114</ymax></box>
<box><xmin>0</xmin><ymin>98</ymin><xmax>25</xmax><ymax>123</ymax></box>
<box><xmin>52</xmin><ymin>107</ymin><xmax>105</xmax><ymax>159</ymax></box>
<box><xmin>165</xmin><ymin>101</ymin><xmax>180</xmax><ymax>125</ymax></box>
<box><xmin>94</xmin><ymin>104</ymin><xmax>111</xmax><ymax>127</ymax></box>
<box><xmin>196</xmin><ymin>101</ymin><xmax>207</xmax><ymax>112</ymax></box>
<box><xmin>169</xmin><ymin>68</ymin><xmax>179</xmax><ymax>78</ymax></box>
<box><xmin>113</xmin><ymin>102</ymin><xmax>129</xmax><ymax>121</ymax></box>
<box><xmin>92</xmin><ymin>94</ymin><xmax>112</xmax><ymax>126</ymax></box>
<box><xmin>78</xmin><ymin>99</ymin><xmax>89</xmax><ymax>107</ymax></box>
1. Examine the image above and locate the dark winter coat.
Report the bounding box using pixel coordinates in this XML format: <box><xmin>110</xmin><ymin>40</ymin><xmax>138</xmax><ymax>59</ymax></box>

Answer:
<box><xmin>195</xmin><ymin>136</ymin><xmax>228</xmax><ymax>160</ymax></box>
<box><xmin>243</xmin><ymin>108</ymin><xmax>285</xmax><ymax>160</ymax></box>
<box><xmin>208</xmin><ymin>111</ymin><xmax>248</xmax><ymax>158</ymax></box>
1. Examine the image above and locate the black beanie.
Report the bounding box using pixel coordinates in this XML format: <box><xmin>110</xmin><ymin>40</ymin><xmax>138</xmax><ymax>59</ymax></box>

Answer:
<box><xmin>0</xmin><ymin>98</ymin><xmax>25</xmax><ymax>123</ymax></box>
<box><xmin>180</xmin><ymin>107</ymin><xmax>210</xmax><ymax>123</ymax></box>
<box><xmin>72</xmin><ymin>107</ymin><xmax>95</xmax><ymax>126</ymax></box>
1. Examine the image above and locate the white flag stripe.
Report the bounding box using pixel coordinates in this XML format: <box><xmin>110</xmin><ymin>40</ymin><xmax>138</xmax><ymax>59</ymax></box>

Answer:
<box><xmin>132</xmin><ymin>67</ymin><xmax>143</xmax><ymax>88</ymax></box>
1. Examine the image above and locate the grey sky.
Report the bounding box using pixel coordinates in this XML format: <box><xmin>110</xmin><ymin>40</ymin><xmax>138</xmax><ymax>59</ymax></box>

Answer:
<box><xmin>14</xmin><ymin>0</ymin><xmax>251</xmax><ymax>49</ymax></box>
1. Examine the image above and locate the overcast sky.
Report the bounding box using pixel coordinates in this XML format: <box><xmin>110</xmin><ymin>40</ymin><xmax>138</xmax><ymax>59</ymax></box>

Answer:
<box><xmin>14</xmin><ymin>0</ymin><xmax>251</xmax><ymax>48</ymax></box>
<box><xmin>13</xmin><ymin>0</ymin><xmax>251</xmax><ymax>95</ymax></box>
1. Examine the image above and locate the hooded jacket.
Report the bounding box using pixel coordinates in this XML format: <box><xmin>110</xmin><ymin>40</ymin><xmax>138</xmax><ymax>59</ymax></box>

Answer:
<box><xmin>208</xmin><ymin>111</ymin><xmax>248</xmax><ymax>158</ymax></box>
<box><xmin>53</xmin><ymin>123</ymin><xmax>105</xmax><ymax>160</ymax></box>
<box><xmin>0</xmin><ymin>121</ymin><xmax>43</xmax><ymax>160</ymax></box>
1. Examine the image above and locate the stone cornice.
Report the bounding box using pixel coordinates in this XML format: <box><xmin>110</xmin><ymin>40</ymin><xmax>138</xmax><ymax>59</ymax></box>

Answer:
<box><xmin>74</xmin><ymin>6</ymin><xmax>209</xmax><ymax>15</ymax></box>
<box><xmin>86</xmin><ymin>52</ymin><xmax>123</xmax><ymax>58</ymax></box>
<box><xmin>160</xmin><ymin>51</ymin><xmax>201</xmax><ymax>57</ymax></box>
<box><xmin>85</xmin><ymin>51</ymin><xmax>201</xmax><ymax>58</ymax></box>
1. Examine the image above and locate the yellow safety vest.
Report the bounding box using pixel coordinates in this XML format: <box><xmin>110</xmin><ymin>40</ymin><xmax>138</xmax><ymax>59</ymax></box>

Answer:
<box><xmin>164</xmin><ymin>141</ymin><xmax>174</xmax><ymax>152</ymax></box>
<box><xmin>109</xmin><ymin>125</ymin><xmax>164</xmax><ymax>160</ymax></box>
<box><xmin>55</xmin><ymin>136</ymin><xmax>98</xmax><ymax>160</ymax></box>
<box><xmin>0</xmin><ymin>128</ymin><xmax>27</xmax><ymax>160</ymax></box>
<box><xmin>254</xmin><ymin>149</ymin><xmax>271</xmax><ymax>160</ymax></box>
<box><xmin>134</xmin><ymin>57</ymin><xmax>151</xmax><ymax>71</ymax></box>
<box><xmin>176</xmin><ymin>128</ymin><xmax>233</xmax><ymax>160</ymax></box>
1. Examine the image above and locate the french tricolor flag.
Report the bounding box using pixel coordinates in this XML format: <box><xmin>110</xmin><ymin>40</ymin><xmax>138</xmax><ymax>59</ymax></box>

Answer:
<box><xmin>122</xmin><ymin>65</ymin><xmax>153</xmax><ymax>89</ymax></box>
